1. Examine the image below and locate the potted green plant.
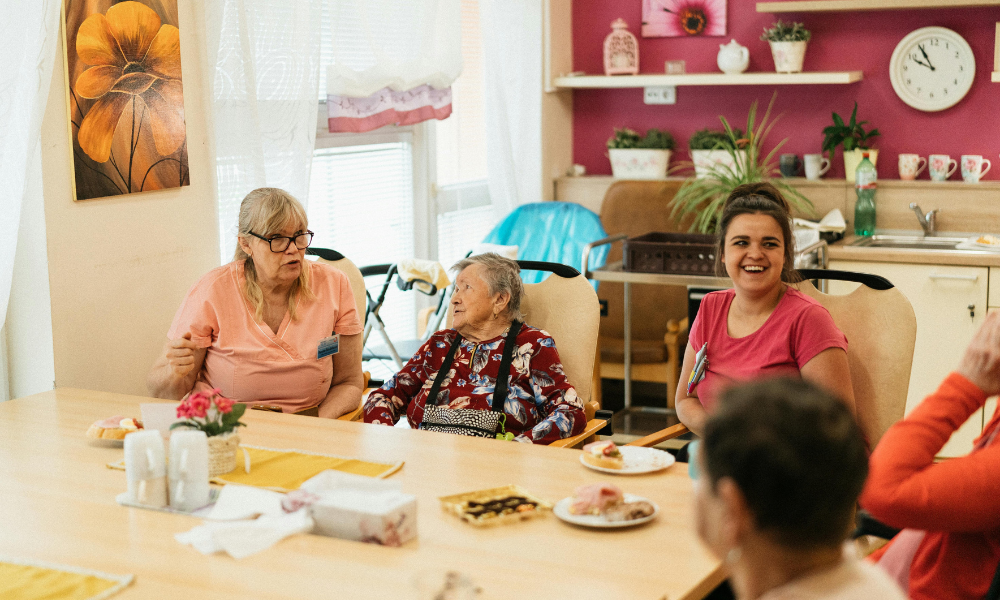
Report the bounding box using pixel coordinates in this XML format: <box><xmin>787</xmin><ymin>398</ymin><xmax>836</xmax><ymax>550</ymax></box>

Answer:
<box><xmin>761</xmin><ymin>20</ymin><xmax>811</xmax><ymax>73</ymax></box>
<box><xmin>670</xmin><ymin>94</ymin><xmax>815</xmax><ymax>233</ymax></box>
<box><xmin>821</xmin><ymin>102</ymin><xmax>881</xmax><ymax>182</ymax></box>
<box><xmin>607</xmin><ymin>127</ymin><xmax>677</xmax><ymax>179</ymax></box>
<box><xmin>689</xmin><ymin>127</ymin><xmax>745</xmax><ymax>180</ymax></box>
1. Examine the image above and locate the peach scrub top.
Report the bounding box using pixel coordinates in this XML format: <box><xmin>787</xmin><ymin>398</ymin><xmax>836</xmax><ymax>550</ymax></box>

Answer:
<box><xmin>168</xmin><ymin>259</ymin><xmax>363</xmax><ymax>412</ymax></box>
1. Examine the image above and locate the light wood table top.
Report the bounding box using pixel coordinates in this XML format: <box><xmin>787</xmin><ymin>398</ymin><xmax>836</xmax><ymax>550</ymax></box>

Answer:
<box><xmin>0</xmin><ymin>388</ymin><xmax>723</xmax><ymax>599</ymax></box>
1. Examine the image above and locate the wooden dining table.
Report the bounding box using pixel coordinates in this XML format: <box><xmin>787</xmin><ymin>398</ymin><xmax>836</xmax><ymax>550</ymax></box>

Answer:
<box><xmin>0</xmin><ymin>388</ymin><xmax>724</xmax><ymax>599</ymax></box>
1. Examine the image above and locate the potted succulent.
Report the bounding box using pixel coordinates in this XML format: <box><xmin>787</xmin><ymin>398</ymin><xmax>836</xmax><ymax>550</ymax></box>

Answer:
<box><xmin>821</xmin><ymin>102</ymin><xmax>881</xmax><ymax>182</ymax></box>
<box><xmin>761</xmin><ymin>20</ymin><xmax>811</xmax><ymax>73</ymax></box>
<box><xmin>171</xmin><ymin>388</ymin><xmax>247</xmax><ymax>477</ymax></box>
<box><xmin>689</xmin><ymin>127</ymin><xmax>745</xmax><ymax>180</ymax></box>
<box><xmin>607</xmin><ymin>127</ymin><xmax>677</xmax><ymax>179</ymax></box>
<box><xmin>671</xmin><ymin>94</ymin><xmax>815</xmax><ymax>233</ymax></box>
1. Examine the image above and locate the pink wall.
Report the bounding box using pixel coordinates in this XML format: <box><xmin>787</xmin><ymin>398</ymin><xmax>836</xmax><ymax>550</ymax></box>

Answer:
<box><xmin>572</xmin><ymin>2</ymin><xmax>999</xmax><ymax>180</ymax></box>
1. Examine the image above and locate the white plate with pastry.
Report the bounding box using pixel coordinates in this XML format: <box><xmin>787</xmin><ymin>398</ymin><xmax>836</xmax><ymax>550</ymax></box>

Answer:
<box><xmin>971</xmin><ymin>234</ymin><xmax>1000</xmax><ymax>250</ymax></box>
<box><xmin>86</xmin><ymin>416</ymin><xmax>144</xmax><ymax>446</ymax></box>
<box><xmin>579</xmin><ymin>442</ymin><xmax>675</xmax><ymax>475</ymax></box>
<box><xmin>554</xmin><ymin>485</ymin><xmax>658</xmax><ymax>529</ymax></box>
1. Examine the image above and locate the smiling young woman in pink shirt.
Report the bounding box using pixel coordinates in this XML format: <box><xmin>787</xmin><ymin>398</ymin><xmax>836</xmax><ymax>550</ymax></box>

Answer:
<box><xmin>676</xmin><ymin>183</ymin><xmax>854</xmax><ymax>438</ymax></box>
<box><xmin>147</xmin><ymin>188</ymin><xmax>364</xmax><ymax>417</ymax></box>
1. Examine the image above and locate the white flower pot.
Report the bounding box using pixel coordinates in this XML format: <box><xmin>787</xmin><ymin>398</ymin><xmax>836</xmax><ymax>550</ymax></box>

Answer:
<box><xmin>769</xmin><ymin>41</ymin><xmax>807</xmax><ymax>74</ymax></box>
<box><xmin>843</xmin><ymin>149</ymin><xmax>879</xmax><ymax>183</ymax></box>
<box><xmin>691</xmin><ymin>149</ymin><xmax>746</xmax><ymax>179</ymax></box>
<box><xmin>608</xmin><ymin>149</ymin><xmax>672</xmax><ymax>180</ymax></box>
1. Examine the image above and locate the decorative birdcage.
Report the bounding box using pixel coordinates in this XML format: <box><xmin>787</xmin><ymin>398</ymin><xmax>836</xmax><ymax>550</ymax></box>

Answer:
<box><xmin>603</xmin><ymin>19</ymin><xmax>639</xmax><ymax>76</ymax></box>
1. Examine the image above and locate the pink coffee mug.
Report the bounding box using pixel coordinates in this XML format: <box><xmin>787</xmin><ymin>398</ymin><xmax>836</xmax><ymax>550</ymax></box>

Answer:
<box><xmin>929</xmin><ymin>155</ymin><xmax>958</xmax><ymax>182</ymax></box>
<box><xmin>961</xmin><ymin>155</ymin><xmax>992</xmax><ymax>183</ymax></box>
<box><xmin>898</xmin><ymin>154</ymin><xmax>926</xmax><ymax>180</ymax></box>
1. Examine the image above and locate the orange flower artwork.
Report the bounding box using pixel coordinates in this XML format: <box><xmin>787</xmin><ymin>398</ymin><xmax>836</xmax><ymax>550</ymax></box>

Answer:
<box><xmin>64</xmin><ymin>0</ymin><xmax>189</xmax><ymax>200</ymax></box>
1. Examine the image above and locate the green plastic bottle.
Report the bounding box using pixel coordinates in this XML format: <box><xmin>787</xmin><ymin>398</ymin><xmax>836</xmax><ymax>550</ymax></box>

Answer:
<box><xmin>854</xmin><ymin>152</ymin><xmax>876</xmax><ymax>237</ymax></box>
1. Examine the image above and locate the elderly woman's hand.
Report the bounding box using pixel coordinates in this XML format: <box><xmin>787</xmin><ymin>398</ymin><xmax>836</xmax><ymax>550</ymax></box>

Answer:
<box><xmin>163</xmin><ymin>333</ymin><xmax>201</xmax><ymax>378</ymax></box>
<box><xmin>958</xmin><ymin>311</ymin><xmax>1000</xmax><ymax>397</ymax></box>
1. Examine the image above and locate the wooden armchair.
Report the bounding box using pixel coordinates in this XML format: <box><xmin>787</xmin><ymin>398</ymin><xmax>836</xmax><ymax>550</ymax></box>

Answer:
<box><xmin>597</xmin><ymin>181</ymin><xmax>696</xmax><ymax>407</ymax></box>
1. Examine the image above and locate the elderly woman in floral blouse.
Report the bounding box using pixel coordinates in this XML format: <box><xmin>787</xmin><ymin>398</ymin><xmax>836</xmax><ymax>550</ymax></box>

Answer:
<box><xmin>363</xmin><ymin>253</ymin><xmax>586</xmax><ymax>444</ymax></box>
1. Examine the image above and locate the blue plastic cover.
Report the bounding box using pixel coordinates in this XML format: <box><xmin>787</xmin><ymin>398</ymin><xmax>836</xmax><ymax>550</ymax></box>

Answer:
<box><xmin>482</xmin><ymin>202</ymin><xmax>609</xmax><ymax>285</ymax></box>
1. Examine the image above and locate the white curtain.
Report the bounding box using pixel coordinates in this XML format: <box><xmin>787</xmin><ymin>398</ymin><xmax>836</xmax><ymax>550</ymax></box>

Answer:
<box><xmin>203</xmin><ymin>0</ymin><xmax>324</xmax><ymax>262</ymax></box>
<box><xmin>0</xmin><ymin>0</ymin><xmax>61</xmax><ymax>329</ymax></box>
<box><xmin>325</xmin><ymin>0</ymin><xmax>462</xmax><ymax>98</ymax></box>
<box><xmin>480</xmin><ymin>0</ymin><xmax>543</xmax><ymax>221</ymax></box>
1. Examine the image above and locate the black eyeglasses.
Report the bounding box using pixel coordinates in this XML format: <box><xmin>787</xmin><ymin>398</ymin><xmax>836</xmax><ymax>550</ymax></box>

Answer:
<box><xmin>248</xmin><ymin>230</ymin><xmax>314</xmax><ymax>253</ymax></box>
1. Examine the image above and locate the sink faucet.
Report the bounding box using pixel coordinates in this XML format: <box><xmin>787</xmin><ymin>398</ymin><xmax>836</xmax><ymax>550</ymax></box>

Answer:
<box><xmin>909</xmin><ymin>203</ymin><xmax>939</xmax><ymax>236</ymax></box>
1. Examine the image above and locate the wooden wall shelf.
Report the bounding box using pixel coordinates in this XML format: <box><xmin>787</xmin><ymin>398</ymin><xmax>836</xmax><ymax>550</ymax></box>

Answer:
<box><xmin>757</xmin><ymin>0</ymin><xmax>1000</xmax><ymax>12</ymax></box>
<box><xmin>992</xmin><ymin>72</ymin><xmax>1000</xmax><ymax>82</ymax></box>
<box><xmin>552</xmin><ymin>71</ymin><xmax>863</xmax><ymax>89</ymax></box>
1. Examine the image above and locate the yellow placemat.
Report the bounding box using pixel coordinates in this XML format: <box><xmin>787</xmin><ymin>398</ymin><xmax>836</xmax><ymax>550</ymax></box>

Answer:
<box><xmin>0</xmin><ymin>556</ymin><xmax>132</xmax><ymax>600</ymax></box>
<box><xmin>107</xmin><ymin>445</ymin><xmax>403</xmax><ymax>492</ymax></box>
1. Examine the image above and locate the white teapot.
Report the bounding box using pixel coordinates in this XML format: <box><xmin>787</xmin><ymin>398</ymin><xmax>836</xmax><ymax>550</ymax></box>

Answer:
<box><xmin>717</xmin><ymin>39</ymin><xmax>749</xmax><ymax>74</ymax></box>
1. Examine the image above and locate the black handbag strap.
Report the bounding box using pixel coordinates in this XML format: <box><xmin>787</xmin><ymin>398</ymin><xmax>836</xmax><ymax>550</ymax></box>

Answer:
<box><xmin>491</xmin><ymin>321</ymin><xmax>522</xmax><ymax>412</ymax></box>
<box><xmin>424</xmin><ymin>321</ymin><xmax>523</xmax><ymax>413</ymax></box>
<box><xmin>425</xmin><ymin>332</ymin><xmax>464</xmax><ymax>407</ymax></box>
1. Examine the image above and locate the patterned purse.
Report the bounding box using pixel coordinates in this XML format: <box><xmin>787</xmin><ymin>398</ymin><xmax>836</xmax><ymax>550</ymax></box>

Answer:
<box><xmin>418</xmin><ymin>321</ymin><xmax>522</xmax><ymax>439</ymax></box>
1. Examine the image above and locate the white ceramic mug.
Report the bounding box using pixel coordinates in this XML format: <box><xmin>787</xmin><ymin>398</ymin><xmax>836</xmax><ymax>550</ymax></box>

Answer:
<box><xmin>124</xmin><ymin>430</ymin><xmax>168</xmax><ymax>508</ymax></box>
<box><xmin>928</xmin><ymin>154</ymin><xmax>958</xmax><ymax>182</ymax></box>
<box><xmin>169</xmin><ymin>430</ymin><xmax>210</xmax><ymax>511</ymax></box>
<box><xmin>961</xmin><ymin>155</ymin><xmax>992</xmax><ymax>183</ymax></box>
<box><xmin>898</xmin><ymin>154</ymin><xmax>927</xmax><ymax>181</ymax></box>
<box><xmin>804</xmin><ymin>154</ymin><xmax>830</xmax><ymax>180</ymax></box>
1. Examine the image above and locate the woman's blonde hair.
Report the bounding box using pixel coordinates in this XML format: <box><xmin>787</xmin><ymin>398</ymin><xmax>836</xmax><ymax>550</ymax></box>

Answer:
<box><xmin>234</xmin><ymin>188</ymin><xmax>314</xmax><ymax>322</ymax></box>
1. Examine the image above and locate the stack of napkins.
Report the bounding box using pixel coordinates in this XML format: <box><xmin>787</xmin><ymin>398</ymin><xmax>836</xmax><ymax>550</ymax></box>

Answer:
<box><xmin>175</xmin><ymin>471</ymin><xmax>416</xmax><ymax>559</ymax></box>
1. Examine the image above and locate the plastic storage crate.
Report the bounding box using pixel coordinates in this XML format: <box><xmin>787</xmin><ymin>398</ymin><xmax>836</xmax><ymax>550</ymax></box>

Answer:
<box><xmin>623</xmin><ymin>232</ymin><xmax>717</xmax><ymax>275</ymax></box>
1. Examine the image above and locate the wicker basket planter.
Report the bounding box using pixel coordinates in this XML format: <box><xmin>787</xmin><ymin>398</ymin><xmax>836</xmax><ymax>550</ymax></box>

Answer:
<box><xmin>207</xmin><ymin>432</ymin><xmax>240</xmax><ymax>477</ymax></box>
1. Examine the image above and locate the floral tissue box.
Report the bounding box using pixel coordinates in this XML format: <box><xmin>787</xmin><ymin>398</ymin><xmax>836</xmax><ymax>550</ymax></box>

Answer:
<box><xmin>297</xmin><ymin>471</ymin><xmax>416</xmax><ymax>547</ymax></box>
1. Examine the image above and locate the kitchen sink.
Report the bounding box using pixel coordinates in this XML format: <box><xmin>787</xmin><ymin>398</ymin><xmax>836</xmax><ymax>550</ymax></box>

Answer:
<box><xmin>849</xmin><ymin>235</ymin><xmax>968</xmax><ymax>250</ymax></box>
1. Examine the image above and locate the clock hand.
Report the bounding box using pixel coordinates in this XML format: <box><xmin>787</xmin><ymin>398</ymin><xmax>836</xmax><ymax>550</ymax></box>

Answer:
<box><xmin>911</xmin><ymin>57</ymin><xmax>933</xmax><ymax>70</ymax></box>
<box><xmin>917</xmin><ymin>44</ymin><xmax>936</xmax><ymax>71</ymax></box>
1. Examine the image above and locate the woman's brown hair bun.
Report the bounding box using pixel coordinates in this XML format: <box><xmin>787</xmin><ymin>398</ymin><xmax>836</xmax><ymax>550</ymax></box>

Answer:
<box><xmin>714</xmin><ymin>182</ymin><xmax>800</xmax><ymax>283</ymax></box>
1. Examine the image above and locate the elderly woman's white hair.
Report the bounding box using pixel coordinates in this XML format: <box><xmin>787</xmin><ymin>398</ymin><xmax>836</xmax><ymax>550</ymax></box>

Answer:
<box><xmin>451</xmin><ymin>253</ymin><xmax>525</xmax><ymax>322</ymax></box>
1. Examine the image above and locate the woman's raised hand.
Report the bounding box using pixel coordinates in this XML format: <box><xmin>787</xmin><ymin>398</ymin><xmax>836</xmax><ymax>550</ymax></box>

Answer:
<box><xmin>958</xmin><ymin>311</ymin><xmax>1000</xmax><ymax>397</ymax></box>
<box><xmin>165</xmin><ymin>333</ymin><xmax>200</xmax><ymax>378</ymax></box>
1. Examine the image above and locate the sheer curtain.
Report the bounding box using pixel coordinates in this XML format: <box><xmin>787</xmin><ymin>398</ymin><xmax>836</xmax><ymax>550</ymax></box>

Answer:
<box><xmin>202</xmin><ymin>0</ymin><xmax>323</xmax><ymax>261</ymax></box>
<box><xmin>0</xmin><ymin>0</ymin><xmax>61</xmax><ymax>328</ymax></box>
<box><xmin>325</xmin><ymin>0</ymin><xmax>461</xmax><ymax>133</ymax></box>
<box><xmin>480</xmin><ymin>0</ymin><xmax>543</xmax><ymax>221</ymax></box>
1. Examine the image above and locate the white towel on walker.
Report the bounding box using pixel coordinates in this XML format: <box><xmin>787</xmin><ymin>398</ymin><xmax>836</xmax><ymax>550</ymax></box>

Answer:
<box><xmin>396</xmin><ymin>259</ymin><xmax>451</xmax><ymax>294</ymax></box>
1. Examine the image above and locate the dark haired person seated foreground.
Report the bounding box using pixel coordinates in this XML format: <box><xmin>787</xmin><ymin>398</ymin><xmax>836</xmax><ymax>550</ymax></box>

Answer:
<box><xmin>694</xmin><ymin>378</ymin><xmax>905</xmax><ymax>600</ymax></box>
<box><xmin>861</xmin><ymin>311</ymin><xmax>1000</xmax><ymax>600</ymax></box>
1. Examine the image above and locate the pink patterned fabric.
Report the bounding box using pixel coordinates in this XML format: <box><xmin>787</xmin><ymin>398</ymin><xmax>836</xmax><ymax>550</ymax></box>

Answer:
<box><xmin>327</xmin><ymin>85</ymin><xmax>452</xmax><ymax>133</ymax></box>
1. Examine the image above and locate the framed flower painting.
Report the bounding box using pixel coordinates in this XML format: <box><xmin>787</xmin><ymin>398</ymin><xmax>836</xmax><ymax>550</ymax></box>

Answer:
<box><xmin>63</xmin><ymin>0</ymin><xmax>189</xmax><ymax>201</ymax></box>
<box><xmin>642</xmin><ymin>0</ymin><xmax>727</xmax><ymax>38</ymax></box>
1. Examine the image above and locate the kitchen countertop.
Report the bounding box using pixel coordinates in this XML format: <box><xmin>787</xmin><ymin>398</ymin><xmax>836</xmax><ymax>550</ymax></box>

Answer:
<box><xmin>829</xmin><ymin>234</ymin><xmax>1000</xmax><ymax>267</ymax></box>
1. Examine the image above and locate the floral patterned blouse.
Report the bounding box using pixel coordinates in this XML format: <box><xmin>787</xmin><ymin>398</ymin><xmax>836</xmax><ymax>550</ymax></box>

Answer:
<box><xmin>363</xmin><ymin>325</ymin><xmax>586</xmax><ymax>444</ymax></box>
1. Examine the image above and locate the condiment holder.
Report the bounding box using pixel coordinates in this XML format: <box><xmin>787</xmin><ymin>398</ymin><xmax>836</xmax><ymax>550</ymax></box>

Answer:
<box><xmin>168</xmin><ymin>430</ymin><xmax>211</xmax><ymax>511</ymax></box>
<box><xmin>124</xmin><ymin>429</ymin><xmax>167</xmax><ymax>508</ymax></box>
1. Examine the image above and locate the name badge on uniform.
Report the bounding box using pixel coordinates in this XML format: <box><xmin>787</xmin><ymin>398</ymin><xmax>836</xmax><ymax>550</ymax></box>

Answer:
<box><xmin>317</xmin><ymin>334</ymin><xmax>340</xmax><ymax>359</ymax></box>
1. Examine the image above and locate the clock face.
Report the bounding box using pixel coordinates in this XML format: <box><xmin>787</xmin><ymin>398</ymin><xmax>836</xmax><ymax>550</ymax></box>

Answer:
<box><xmin>890</xmin><ymin>27</ymin><xmax>975</xmax><ymax>112</ymax></box>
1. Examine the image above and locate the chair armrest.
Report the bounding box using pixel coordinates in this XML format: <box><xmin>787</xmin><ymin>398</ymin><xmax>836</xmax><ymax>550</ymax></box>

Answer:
<box><xmin>337</xmin><ymin>404</ymin><xmax>365</xmax><ymax>422</ymax></box>
<box><xmin>582</xmin><ymin>234</ymin><xmax>627</xmax><ymax>277</ymax></box>
<box><xmin>549</xmin><ymin>418</ymin><xmax>608</xmax><ymax>449</ymax></box>
<box><xmin>625</xmin><ymin>423</ymin><xmax>690</xmax><ymax>447</ymax></box>
<box><xmin>663</xmin><ymin>317</ymin><xmax>689</xmax><ymax>347</ymax></box>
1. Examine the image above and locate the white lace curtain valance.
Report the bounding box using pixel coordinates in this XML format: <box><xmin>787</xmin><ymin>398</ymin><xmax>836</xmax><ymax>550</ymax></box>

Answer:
<box><xmin>326</xmin><ymin>0</ymin><xmax>461</xmax><ymax>133</ymax></box>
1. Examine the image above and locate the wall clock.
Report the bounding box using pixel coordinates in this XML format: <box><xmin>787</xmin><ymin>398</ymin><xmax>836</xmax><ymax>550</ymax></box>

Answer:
<box><xmin>889</xmin><ymin>26</ymin><xmax>975</xmax><ymax>112</ymax></box>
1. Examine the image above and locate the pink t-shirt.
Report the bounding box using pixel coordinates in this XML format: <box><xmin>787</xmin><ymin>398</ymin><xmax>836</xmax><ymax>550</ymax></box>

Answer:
<box><xmin>688</xmin><ymin>287</ymin><xmax>847</xmax><ymax>412</ymax></box>
<box><xmin>167</xmin><ymin>259</ymin><xmax>363</xmax><ymax>412</ymax></box>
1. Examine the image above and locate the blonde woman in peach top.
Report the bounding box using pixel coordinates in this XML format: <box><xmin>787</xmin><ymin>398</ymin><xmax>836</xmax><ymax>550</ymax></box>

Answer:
<box><xmin>147</xmin><ymin>188</ymin><xmax>363</xmax><ymax>418</ymax></box>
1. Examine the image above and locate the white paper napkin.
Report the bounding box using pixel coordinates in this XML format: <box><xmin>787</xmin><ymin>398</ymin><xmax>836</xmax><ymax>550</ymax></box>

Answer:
<box><xmin>175</xmin><ymin>485</ymin><xmax>313</xmax><ymax>559</ymax></box>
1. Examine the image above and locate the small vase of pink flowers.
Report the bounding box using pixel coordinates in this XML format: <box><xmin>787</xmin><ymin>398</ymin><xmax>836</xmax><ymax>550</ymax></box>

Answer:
<box><xmin>170</xmin><ymin>388</ymin><xmax>246</xmax><ymax>477</ymax></box>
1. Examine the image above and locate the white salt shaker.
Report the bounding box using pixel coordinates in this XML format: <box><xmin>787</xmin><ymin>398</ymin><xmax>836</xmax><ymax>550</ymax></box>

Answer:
<box><xmin>169</xmin><ymin>430</ymin><xmax>210</xmax><ymax>511</ymax></box>
<box><xmin>124</xmin><ymin>429</ymin><xmax>167</xmax><ymax>508</ymax></box>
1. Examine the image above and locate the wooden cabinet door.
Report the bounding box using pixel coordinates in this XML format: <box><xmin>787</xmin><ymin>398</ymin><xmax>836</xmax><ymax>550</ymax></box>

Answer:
<box><xmin>829</xmin><ymin>260</ymin><xmax>987</xmax><ymax>457</ymax></box>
